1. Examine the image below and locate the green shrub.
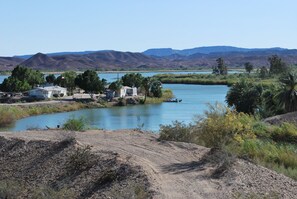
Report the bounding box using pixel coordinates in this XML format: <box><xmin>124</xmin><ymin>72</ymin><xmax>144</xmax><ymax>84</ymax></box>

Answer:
<box><xmin>197</xmin><ymin>104</ymin><xmax>256</xmax><ymax>148</ymax></box>
<box><xmin>159</xmin><ymin>121</ymin><xmax>195</xmax><ymax>143</ymax></box>
<box><xmin>271</xmin><ymin>123</ymin><xmax>297</xmax><ymax>144</ymax></box>
<box><xmin>63</xmin><ymin>116</ymin><xmax>86</xmax><ymax>131</ymax></box>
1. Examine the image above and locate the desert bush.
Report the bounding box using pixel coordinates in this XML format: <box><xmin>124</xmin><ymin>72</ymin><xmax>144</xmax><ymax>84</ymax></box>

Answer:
<box><xmin>159</xmin><ymin>121</ymin><xmax>195</xmax><ymax>143</ymax></box>
<box><xmin>65</xmin><ymin>145</ymin><xmax>93</xmax><ymax>174</ymax></box>
<box><xmin>159</xmin><ymin>104</ymin><xmax>256</xmax><ymax>148</ymax></box>
<box><xmin>0</xmin><ymin>180</ymin><xmax>24</xmax><ymax>199</ymax></box>
<box><xmin>0</xmin><ymin>180</ymin><xmax>74</xmax><ymax>199</ymax></box>
<box><xmin>0</xmin><ymin>107</ymin><xmax>16</xmax><ymax>127</ymax></box>
<box><xmin>63</xmin><ymin>116</ymin><xmax>86</xmax><ymax>131</ymax></box>
<box><xmin>198</xmin><ymin>109</ymin><xmax>256</xmax><ymax>148</ymax></box>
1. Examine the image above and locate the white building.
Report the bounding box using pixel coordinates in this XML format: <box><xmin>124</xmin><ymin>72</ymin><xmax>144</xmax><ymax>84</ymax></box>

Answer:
<box><xmin>117</xmin><ymin>86</ymin><xmax>137</xmax><ymax>97</ymax></box>
<box><xmin>29</xmin><ymin>86</ymin><xmax>67</xmax><ymax>99</ymax></box>
<box><xmin>108</xmin><ymin>86</ymin><xmax>137</xmax><ymax>97</ymax></box>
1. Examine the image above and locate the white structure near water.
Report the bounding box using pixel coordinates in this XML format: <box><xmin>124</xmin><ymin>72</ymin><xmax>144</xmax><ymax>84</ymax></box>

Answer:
<box><xmin>29</xmin><ymin>86</ymin><xmax>67</xmax><ymax>99</ymax></box>
<box><xmin>118</xmin><ymin>86</ymin><xmax>137</xmax><ymax>97</ymax></box>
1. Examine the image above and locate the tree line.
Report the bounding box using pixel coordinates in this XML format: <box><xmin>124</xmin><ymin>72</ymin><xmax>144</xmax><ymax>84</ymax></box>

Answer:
<box><xmin>213</xmin><ymin>54</ymin><xmax>290</xmax><ymax>76</ymax></box>
<box><xmin>226</xmin><ymin>55</ymin><xmax>297</xmax><ymax>117</ymax></box>
<box><xmin>0</xmin><ymin>66</ymin><xmax>163</xmax><ymax>100</ymax></box>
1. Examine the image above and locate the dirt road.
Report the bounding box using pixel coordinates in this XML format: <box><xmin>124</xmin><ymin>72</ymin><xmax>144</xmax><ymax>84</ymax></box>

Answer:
<box><xmin>2</xmin><ymin>130</ymin><xmax>297</xmax><ymax>199</ymax></box>
<box><xmin>1</xmin><ymin>130</ymin><xmax>224</xmax><ymax>198</ymax></box>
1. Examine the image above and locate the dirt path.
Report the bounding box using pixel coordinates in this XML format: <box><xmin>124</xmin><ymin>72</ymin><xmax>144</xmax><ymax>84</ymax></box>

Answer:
<box><xmin>0</xmin><ymin>130</ymin><xmax>224</xmax><ymax>199</ymax></box>
<box><xmin>3</xmin><ymin>130</ymin><xmax>297</xmax><ymax>198</ymax></box>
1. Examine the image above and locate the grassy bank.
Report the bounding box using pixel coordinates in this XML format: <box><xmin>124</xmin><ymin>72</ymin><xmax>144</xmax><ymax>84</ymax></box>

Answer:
<box><xmin>0</xmin><ymin>102</ymin><xmax>104</xmax><ymax>128</ymax></box>
<box><xmin>144</xmin><ymin>89</ymin><xmax>173</xmax><ymax>104</ymax></box>
<box><xmin>155</xmin><ymin>73</ymin><xmax>277</xmax><ymax>86</ymax></box>
<box><xmin>159</xmin><ymin>104</ymin><xmax>297</xmax><ymax>180</ymax></box>
<box><xmin>0</xmin><ymin>89</ymin><xmax>174</xmax><ymax>128</ymax></box>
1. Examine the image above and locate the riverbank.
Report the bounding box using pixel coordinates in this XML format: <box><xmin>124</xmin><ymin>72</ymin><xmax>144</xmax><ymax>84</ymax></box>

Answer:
<box><xmin>0</xmin><ymin>102</ymin><xmax>104</xmax><ymax>128</ymax></box>
<box><xmin>0</xmin><ymin>89</ymin><xmax>173</xmax><ymax>129</ymax></box>
<box><xmin>155</xmin><ymin>73</ymin><xmax>276</xmax><ymax>86</ymax></box>
<box><xmin>1</xmin><ymin>129</ymin><xmax>296</xmax><ymax>198</ymax></box>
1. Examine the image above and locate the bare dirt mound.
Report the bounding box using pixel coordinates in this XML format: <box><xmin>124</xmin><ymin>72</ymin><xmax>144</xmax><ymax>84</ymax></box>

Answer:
<box><xmin>0</xmin><ymin>135</ymin><xmax>150</xmax><ymax>199</ymax></box>
<box><xmin>1</xmin><ymin>130</ymin><xmax>297</xmax><ymax>199</ymax></box>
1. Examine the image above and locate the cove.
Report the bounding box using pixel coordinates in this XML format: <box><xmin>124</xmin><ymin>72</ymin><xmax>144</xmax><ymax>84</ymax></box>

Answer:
<box><xmin>8</xmin><ymin>84</ymin><xmax>228</xmax><ymax>132</ymax></box>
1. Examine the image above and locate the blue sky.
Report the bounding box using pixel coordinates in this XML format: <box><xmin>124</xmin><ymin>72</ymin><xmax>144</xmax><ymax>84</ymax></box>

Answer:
<box><xmin>0</xmin><ymin>0</ymin><xmax>296</xmax><ymax>56</ymax></box>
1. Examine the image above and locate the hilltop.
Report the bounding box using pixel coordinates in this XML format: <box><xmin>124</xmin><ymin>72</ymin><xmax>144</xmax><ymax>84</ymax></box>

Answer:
<box><xmin>0</xmin><ymin>130</ymin><xmax>296</xmax><ymax>198</ymax></box>
<box><xmin>1</xmin><ymin>46</ymin><xmax>297</xmax><ymax>71</ymax></box>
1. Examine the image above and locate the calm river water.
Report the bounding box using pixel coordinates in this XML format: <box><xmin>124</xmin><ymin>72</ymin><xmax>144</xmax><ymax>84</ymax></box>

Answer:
<box><xmin>0</xmin><ymin>71</ymin><xmax>231</xmax><ymax>132</ymax></box>
<box><xmin>8</xmin><ymin>84</ymin><xmax>228</xmax><ymax>132</ymax></box>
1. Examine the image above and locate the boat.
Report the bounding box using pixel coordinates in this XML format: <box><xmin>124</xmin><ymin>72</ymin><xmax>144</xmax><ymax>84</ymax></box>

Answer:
<box><xmin>164</xmin><ymin>98</ymin><xmax>182</xmax><ymax>103</ymax></box>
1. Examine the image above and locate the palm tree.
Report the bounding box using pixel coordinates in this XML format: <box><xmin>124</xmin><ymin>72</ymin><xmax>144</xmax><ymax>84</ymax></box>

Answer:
<box><xmin>141</xmin><ymin>77</ymin><xmax>152</xmax><ymax>103</ymax></box>
<box><xmin>275</xmin><ymin>73</ymin><xmax>297</xmax><ymax>113</ymax></box>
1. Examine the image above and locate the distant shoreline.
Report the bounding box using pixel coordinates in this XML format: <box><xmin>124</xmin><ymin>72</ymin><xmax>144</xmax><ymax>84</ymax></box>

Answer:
<box><xmin>0</xmin><ymin>68</ymin><xmax>244</xmax><ymax>76</ymax></box>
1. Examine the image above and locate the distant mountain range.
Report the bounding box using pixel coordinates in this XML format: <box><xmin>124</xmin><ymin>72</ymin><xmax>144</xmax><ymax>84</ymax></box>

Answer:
<box><xmin>143</xmin><ymin>46</ymin><xmax>288</xmax><ymax>57</ymax></box>
<box><xmin>0</xmin><ymin>46</ymin><xmax>297</xmax><ymax>71</ymax></box>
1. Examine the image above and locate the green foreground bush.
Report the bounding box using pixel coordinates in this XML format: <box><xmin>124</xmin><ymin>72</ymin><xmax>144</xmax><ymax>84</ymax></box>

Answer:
<box><xmin>159</xmin><ymin>104</ymin><xmax>297</xmax><ymax>180</ymax></box>
<box><xmin>63</xmin><ymin>116</ymin><xmax>87</xmax><ymax>131</ymax></box>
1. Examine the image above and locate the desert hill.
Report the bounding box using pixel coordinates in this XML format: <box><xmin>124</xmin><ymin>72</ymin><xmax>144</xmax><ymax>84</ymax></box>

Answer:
<box><xmin>1</xmin><ymin>46</ymin><xmax>297</xmax><ymax>71</ymax></box>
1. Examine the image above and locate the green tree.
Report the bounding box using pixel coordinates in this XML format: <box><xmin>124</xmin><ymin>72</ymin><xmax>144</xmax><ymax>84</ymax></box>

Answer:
<box><xmin>108</xmin><ymin>80</ymin><xmax>122</xmax><ymax>91</ymax></box>
<box><xmin>45</xmin><ymin>74</ymin><xmax>56</xmax><ymax>84</ymax></box>
<box><xmin>226</xmin><ymin>80</ymin><xmax>262</xmax><ymax>114</ymax></box>
<box><xmin>11</xmin><ymin>65</ymin><xmax>44</xmax><ymax>88</ymax></box>
<box><xmin>244</xmin><ymin>62</ymin><xmax>254</xmax><ymax>74</ymax></box>
<box><xmin>213</xmin><ymin>58</ymin><xmax>227</xmax><ymax>75</ymax></box>
<box><xmin>260</xmin><ymin>85</ymin><xmax>284</xmax><ymax>117</ymax></box>
<box><xmin>141</xmin><ymin>77</ymin><xmax>152</xmax><ymax>102</ymax></box>
<box><xmin>268</xmin><ymin>55</ymin><xmax>288</xmax><ymax>75</ymax></box>
<box><xmin>150</xmin><ymin>80</ymin><xmax>162</xmax><ymax>98</ymax></box>
<box><xmin>0</xmin><ymin>77</ymin><xmax>31</xmax><ymax>92</ymax></box>
<box><xmin>275</xmin><ymin>73</ymin><xmax>297</xmax><ymax>113</ymax></box>
<box><xmin>121</xmin><ymin>73</ymin><xmax>144</xmax><ymax>88</ymax></box>
<box><xmin>0</xmin><ymin>65</ymin><xmax>44</xmax><ymax>92</ymax></box>
<box><xmin>55</xmin><ymin>71</ymin><xmax>77</xmax><ymax>95</ymax></box>
<box><xmin>75</xmin><ymin>70</ymin><xmax>105</xmax><ymax>98</ymax></box>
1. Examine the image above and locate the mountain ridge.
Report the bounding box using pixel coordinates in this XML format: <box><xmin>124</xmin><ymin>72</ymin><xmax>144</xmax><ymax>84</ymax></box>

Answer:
<box><xmin>1</xmin><ymin>46</ymin><xmax>297</xmax><ymax>71</ymax></box>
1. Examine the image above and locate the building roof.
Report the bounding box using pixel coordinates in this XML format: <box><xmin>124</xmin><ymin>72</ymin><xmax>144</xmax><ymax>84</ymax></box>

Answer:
<box><xmin>32</xmin><ymin>86</ymin><xmax>67</xmax><ymax>91</ymax></box>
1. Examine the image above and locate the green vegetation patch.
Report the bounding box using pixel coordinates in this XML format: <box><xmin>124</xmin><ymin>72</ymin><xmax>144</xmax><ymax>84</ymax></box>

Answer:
<box><xmin>159</xmin><ymin>104</ymin><xmax>297</xmax><ymax>180</ymax></box>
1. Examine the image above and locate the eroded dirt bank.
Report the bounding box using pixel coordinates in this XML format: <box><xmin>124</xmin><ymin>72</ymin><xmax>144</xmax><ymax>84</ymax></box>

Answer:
<box><xmin>1</xmin><ymin>130</ymin><xmax>297</xmax><ymax>199</ymax></box>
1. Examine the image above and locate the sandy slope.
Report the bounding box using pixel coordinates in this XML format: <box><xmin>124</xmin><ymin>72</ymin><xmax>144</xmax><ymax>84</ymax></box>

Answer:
<box><xmin>1</xmin><ymin>130</ymin><xmax>297</xmax><ymax>199</ymax></box>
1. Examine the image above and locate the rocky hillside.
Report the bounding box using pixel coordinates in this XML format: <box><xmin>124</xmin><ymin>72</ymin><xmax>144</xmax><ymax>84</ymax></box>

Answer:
<box><xmin>0</xmin><ymin>57</ymin><xmax>24</xmax><ymax>70</ymax></box>
<box><xmin>1</xmin><ymin>46</ymin><xmax>297</xmax><ymax>71</ymax></box>
<box><xmin>1</xmin><ymin>130</ymin><xmax>297</xmax><ymax>199</ymax></box>
<box><xmin>19</xmin><ymin>51</ymin><xmax>162</xmax><ymax>71</ymax></box>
